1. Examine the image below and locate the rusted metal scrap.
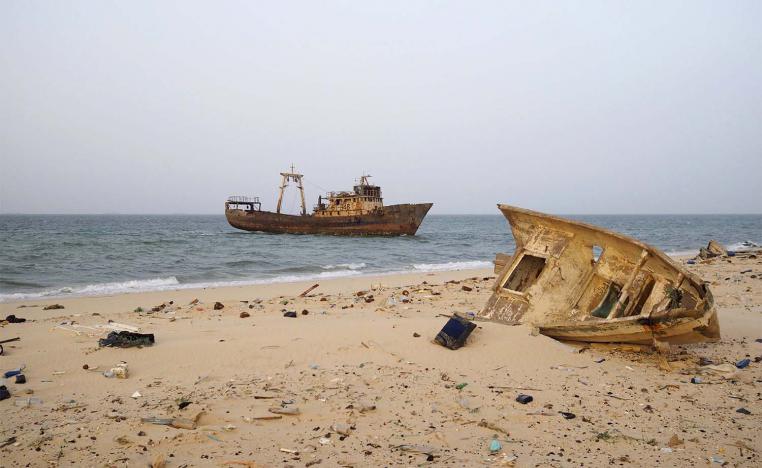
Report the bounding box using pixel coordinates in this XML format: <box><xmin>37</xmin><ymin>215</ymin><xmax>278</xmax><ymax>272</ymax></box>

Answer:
<box><xmin>479</xmin><ymin>205</ymin><xmax>720</xmax><ymax>345</ymax></box>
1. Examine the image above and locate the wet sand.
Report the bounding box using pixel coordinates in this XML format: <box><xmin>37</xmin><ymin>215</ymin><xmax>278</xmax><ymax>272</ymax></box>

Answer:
<box><xmin>0</xmin><ymin>256</ymin><xmax>760</xmax><ymax>467</ymax></box>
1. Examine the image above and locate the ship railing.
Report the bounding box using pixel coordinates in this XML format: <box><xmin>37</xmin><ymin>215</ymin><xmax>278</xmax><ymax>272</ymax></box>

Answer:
<box><xmin>227</xmin><ymin>196</ymin><xmax>260</xmax><ymax>204</ymax></box>
<box><xmin>226</xmin><ymin>195</ymin><xmax>262</xmax><ymax>212</ymax></box>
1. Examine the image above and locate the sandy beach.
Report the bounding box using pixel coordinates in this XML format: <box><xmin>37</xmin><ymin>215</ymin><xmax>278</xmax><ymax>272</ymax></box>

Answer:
<box><xmin>0</xmin><ymin>254</ymin><xmax>760</xmax><ymax>467</ymax></box>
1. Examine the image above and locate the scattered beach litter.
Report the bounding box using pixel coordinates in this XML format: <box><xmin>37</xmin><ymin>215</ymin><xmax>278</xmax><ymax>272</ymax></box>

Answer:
<box><xmin>0</xmin><ymin>337</ymin><xmax>20</xmax><ymax>355</ymax></box>
<box><xmin>3</xmin><ymin>364</ymin><xmax>26</xmax><ymax>379</ymax></box>
<box><xmin>1</xmin><ymin>242</ymin><xmax>760</xmax><ymax>466</ymax></box>
<box><xmin>100</xmin><ymin>362</ymin><xmax>129</xmax><ymax>378</ymax></box>
<box><xmin>98</xmin><ymin>331</ymin><xmax>155</xmax><ymax>348</ymax></box>
<box><xmin>735</xmin><ymin>358</ymin><xmax>751</xmax><ymax>369</ymax></box>
<box><xmin>434</xmin><ymin>313</ymin><xmax>476</xmax><ymax>350</ymax></box>
<box><xmin>268</xmin><ymin>406</ymin><xmax>300</xmax><ymax>415</ymax></box>
<box><xmin>14</xmin><ymin>397</ymin><xmax>42</xmax><ymax>408</ymax></box>
<box><xmin>299</xmin><ymin>283</ymin><xmax>320</xmax><ymax>297</ymax></box>
<box><xmin>515</xmin><ymin>394</ymin><xmax>533</xmax><ymax>404</ymax></box>
<box><xmin>489</xmin><ymin>437</ymin><xmax>502</xmax><ymax>453</ymax></box>
<box><xmin>141</xmin><ymin>416</ymin><xmax>198</xmax><ymax>430</ymax></box>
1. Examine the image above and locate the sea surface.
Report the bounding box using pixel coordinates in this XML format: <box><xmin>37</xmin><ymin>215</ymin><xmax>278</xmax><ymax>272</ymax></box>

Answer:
<box><xmin>1</xmin><ymin>214</ymin><xmax>760</xmax><ymax>302</ymax></box>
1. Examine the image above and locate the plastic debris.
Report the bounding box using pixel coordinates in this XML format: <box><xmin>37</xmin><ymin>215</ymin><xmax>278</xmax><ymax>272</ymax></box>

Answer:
<box><xmin>331</xmin><ymin>422</ymin><xmax>352</xmax><ymax>436</ymax></box>
<box><xmin>283</xmin><ymin>311</ymin><xmax>297</xmax><ymax>318</ymax></box>
<box><xmin>395</xmin><ymin>444</ymin><xmax>439</xmax><ymax>456</ymax></box>
<box><xmin>559</xmin><ymin>411</ymin><xmax>576</xmax><ymax>419</ymax></box>
<box><xmin>4</xmin><ymin>315</ymin><xmax>26</xmax><ymax>324</ymax></box>
<box><xmin>736</xmin><ymin>407</ymin><xmax>751</xmax><ymax>415</ymax></box>
<box><xmin>131</xmin><ymin>391</ymin><xmax>142</xmax><ymax>399</ymax></box>
<box><xmin>269</xmin><ymin>406</ymin><xmax>300</xmax><ymax>415</ymax></box>
<box><xmin>14</xmin><ymin>397</ymin><xmax>42</xmax><ymax>407</ymax></box>
<box><xmin>515</xmin><ymin>394</ymin><xmax>533</xmax><ymax>404</ymax></box>
<box><xmin>99</xmin><ymin>331</ymin><xmax>155</xmax><ymax>348</ymax></box>
<box><xmin>103</xmin><ymin>362</ymin><xmax>129</xmax><ymax>379</ymax></box>
<box><xmin>455</xmin><ymin>382</ymin><xmax>468</xmax><ymax>390</ymax></box>
<box><xmin>489</xmin><ymin>437</ymin><xmax>502</xmax><ymax>453</ymax></box>
<box><xmin>356</xmin><ymin>400</ymin><xmax>376</xmax><ymax>412</ymax></box>
<box><xmin>14</xmin><ymin>374</ymin><xmax>26</xmax><ymax>384</ymax></box>
<box><xmin>0</xmin><ymin>337</ymin><xmax>21</xmax><ymax>356</ymax></box>
<box><xmin>735</xmin><ymin>358</ymin><xmax>751</xmax><ymax>369</ymax></box>
<box><xmin>0</xmin><ymin>385</ymin><xmax>10</xmax><ymax>401</ymax></box>
<box><xmin>214</xmin><ymin>302</ymin><xmax>224</xmax><ymax>310</ymax></box>
<box><xmin>3</xmin><ymin>365</ymin><xmax>25</xmax><ymax>379</ymax></box>
<box><xmin>435</xmin><ymin>313</ymin><xmax>476</xmax><ymax>350</ymax></box>
<box><xmin>690</xmin><ymin>377</ymin><xmax>703</xmax><ymax>384</ymax></box>
<box><xmin>141</xmin><ymin>416</ymin><xmax>198</xmax><ymax>430</ymax></box>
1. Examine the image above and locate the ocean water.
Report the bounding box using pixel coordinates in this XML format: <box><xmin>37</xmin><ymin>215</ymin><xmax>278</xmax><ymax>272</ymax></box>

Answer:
<box><xmin>1</xmin><ymin>214</ymin><xmax>760</xmax><ymax>302</ymax></box>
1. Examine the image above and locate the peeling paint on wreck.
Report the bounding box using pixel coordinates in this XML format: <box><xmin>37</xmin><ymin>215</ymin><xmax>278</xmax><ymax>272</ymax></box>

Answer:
<box><xmin>479</xmin><ymin>205</ymin><xmax>720</xmax><ymax>345</ymax></box>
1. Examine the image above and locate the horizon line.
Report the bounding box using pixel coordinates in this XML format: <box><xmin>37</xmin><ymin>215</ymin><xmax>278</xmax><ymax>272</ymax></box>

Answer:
<box><xmin>2</xmin><ymin>212</ymin><xmax>761</xmax><ymax>216</ymax></box>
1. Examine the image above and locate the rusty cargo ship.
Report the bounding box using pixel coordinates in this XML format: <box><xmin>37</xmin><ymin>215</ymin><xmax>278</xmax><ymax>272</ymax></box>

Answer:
<box><xmin>225</xmin><ymin>168</ymin><xmax>433</xmax><ymax>236</ymax></box>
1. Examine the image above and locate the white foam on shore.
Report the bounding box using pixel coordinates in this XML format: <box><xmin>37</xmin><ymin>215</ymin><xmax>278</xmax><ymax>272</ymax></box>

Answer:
<box><xmin>0</xmin><ymin>277</ymin><xmax>181</xmax><ymax>302</ymax></box>
<box><xmin>666</xmin><ymin>241</ymin><xmax>760</xmax><ymax>259</ymax></box>
<box><xmin>413</xmin><ymin>260</ymin><xmax>492</xmax><ymax>272</ymax></box>
<box><xmin>0</xmin><ymin>260</ymin><xmax>499</xmax><ymax>303</ymax></box>
<box><xmin>321</xmin><ymin>263</ymin><xmax>367</xmax><ymax>270</ymax></box>
<box><xmin>0</xmin><ymin>270</ymin><xmax>366</xmax><ymax>303</ymax></box>
<box><xmin>665</xmin><ymin>249</ymin><xmax>699</xmax><ymax>258</ymax></box>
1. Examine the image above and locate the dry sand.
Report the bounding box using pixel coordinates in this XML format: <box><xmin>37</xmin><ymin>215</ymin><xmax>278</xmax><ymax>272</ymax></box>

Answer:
<box><xmin>0</xmin><ymin>256</ymin><xmax>760</xmax><ymax>467</ymax></box>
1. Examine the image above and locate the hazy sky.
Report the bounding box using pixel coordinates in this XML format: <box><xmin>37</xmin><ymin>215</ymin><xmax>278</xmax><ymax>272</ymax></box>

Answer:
<box><xmin>1</xmin><ymin>1</ymin><xmax>761</xmax><ymax>215</ymax></box>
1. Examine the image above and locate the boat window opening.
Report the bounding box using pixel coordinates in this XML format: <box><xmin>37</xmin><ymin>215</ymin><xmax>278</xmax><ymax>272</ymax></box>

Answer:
<box><xmin>679</xmin><ymin>290</ymin><xmax>698</xmax><ymax>309</ymax></box>
<box><xmin>628</xmin><ymin>277</ymin><xmax>655</xmax><ymax>317</ymax></box>
<box><xmin>503</xmin><ymin>254</ymin><xmax>546</xmax><ymax>292</ymax></box>
<box><xmin>592</xmin><ymin>245</ymin><xmax>603</xmax><ymax>262</ymax></box>
<box><xmin>590</xmin><ymin>282</ymin><xmax>622</xmax><ymax>318</ymax></box>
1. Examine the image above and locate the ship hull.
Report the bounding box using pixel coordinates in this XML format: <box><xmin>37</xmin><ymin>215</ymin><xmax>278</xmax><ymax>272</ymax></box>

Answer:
<box><xmin>225</xmin><ymin>203</ymin><xmax>433</xmax><ymax>236</ymax></box>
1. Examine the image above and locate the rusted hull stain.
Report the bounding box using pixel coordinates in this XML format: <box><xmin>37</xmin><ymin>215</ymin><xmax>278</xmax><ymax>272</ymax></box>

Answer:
<box><xmin>226</xmin><ymin>203</ymin><xmax>433</xmax><ymax>236</ymax></box>
<box><xmin>479</xmin><ymin>204</ymin><xmax>720</xmax><ymax>345</ymax></box>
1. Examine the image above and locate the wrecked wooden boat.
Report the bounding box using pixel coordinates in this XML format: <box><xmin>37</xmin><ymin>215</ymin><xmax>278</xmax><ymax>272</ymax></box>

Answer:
<box><xmin>479</xmin><ymin>205</ymin><xmax>720</xmax><ymax>345</ymax></box>
<box><xmin>225</xmin><ymin>167</ymin><xmax>433</xmax><ymax>236</ymax></box>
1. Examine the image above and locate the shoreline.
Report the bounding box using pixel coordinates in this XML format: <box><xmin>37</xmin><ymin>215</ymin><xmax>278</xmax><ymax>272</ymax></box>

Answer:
<box><xmin>0</xmin><ymin>250</ymin><xmax>715</xmax><ymax>305</ymax></box>
<box><xmin>0</xmin><ymin>261</ymin><xmax>493</xmax><ymax>305</ymax></box>
<box><xmin>0</xmin><ymin>267</ymin><xmax>495</xmax><ymax>314</ymax></box>
<box><xmin>1</xmin><ymin>248</ymin><xmax>714</xmax><ymax>305</ymax></box>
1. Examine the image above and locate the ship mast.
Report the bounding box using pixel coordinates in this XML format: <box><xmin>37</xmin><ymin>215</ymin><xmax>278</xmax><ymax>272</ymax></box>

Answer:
<box><xmin>276</xmin><ymin>164</ymin><xmax>307</xmax><ymax>215</ymax></box>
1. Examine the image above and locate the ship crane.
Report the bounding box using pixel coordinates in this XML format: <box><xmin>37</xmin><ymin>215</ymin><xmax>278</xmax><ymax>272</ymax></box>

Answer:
<box><xmin>275</xmin><ymin>164</ymin><xmax>307</xmax><ymax>216</ymax></box>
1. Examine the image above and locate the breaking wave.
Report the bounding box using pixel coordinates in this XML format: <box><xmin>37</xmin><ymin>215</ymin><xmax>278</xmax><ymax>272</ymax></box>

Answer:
<box><xmin>0</xmin><ymin>277</ymin><xmax>181</xmax><ymax>302</ymax></box>
<box><xmin>0</xmin><ymin>271</ymin><xmax>363</xmax><ymax>303</ymax></box>
<box><xmin>321</xmin><ymin>263</ymin><xmax>367</xmax><ymax>270</ymax></box>
<box><xmin>412</xmin><ymin>260</ymin><xmax>492</xmax><ymax>272</ymax></box>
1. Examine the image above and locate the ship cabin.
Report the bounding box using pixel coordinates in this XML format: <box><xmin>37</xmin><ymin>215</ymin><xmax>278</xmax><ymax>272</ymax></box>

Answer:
<box><xmin>314</xmin><ymin>175</ymin><xmax>384</xmax><ymax>217</ymax></box>
<box><xmin>226</xmin><ymin>196</ymin><xmax>261</xmax><ymax>212</ymax></box>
